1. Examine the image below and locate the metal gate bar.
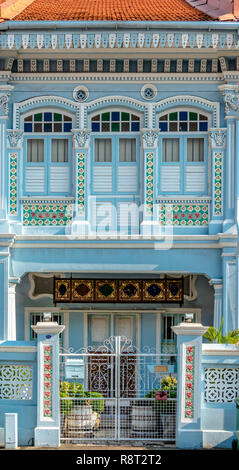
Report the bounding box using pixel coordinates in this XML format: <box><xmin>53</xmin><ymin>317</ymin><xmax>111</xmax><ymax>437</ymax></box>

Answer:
<box><xmin>59</xmin><ymin>336</ymin><xmax>177</xmax><ymax>442</ymax></box>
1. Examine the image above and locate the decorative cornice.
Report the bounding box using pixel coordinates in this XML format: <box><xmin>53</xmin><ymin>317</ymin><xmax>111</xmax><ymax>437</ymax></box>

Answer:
<box><xmin>1</xmin><ymin>31</ymin><xmax>239</xmax><ymax>51</ymax></box>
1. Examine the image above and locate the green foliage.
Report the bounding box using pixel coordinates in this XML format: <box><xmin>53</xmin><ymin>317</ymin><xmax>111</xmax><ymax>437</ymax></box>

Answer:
<box><xmin>203</xmin><ymin>318</ymin><xmax>239</xmax><ymax>344</ymax></box>
<box><xmin>59</xmin><ymin>380</ymin><xmax>105</xmax><ymax>415</ymax></box>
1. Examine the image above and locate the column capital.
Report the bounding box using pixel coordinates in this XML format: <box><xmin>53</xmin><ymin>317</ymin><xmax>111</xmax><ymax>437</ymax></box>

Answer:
<box><xmin>208</xmin><ymin>128</ymin><xmax>227</xmax><ymax>148</ymax></box>
<box><xmin>172</xmin><ymin>322</ymin><xmax>208</xmax><ymax>336</ymax></box>
<box><xmin>71</xmin><ymin>129</ymin><xmax>91</xmax><ymax>149</ymax></box>
<box><xmin>7</xmin><ymin>129</ymin><xmax>24</xmax><ymax>149</ymax></box>
<box><xmin>141</xmin><ymin>128</ymin><xmax>160</xmax><ymax>149</ymax></box>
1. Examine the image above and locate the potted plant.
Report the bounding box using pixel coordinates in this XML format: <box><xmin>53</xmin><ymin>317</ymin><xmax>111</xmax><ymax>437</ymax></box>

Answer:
<box><xmin>203</xmin><ymin>318</ymin><xmax>239</xmax><ymax>345</ymax></box>
<box><xmin>60</xmin><ymin>381</ymin><xmax>105</xmax><ymax>437</ymax></box>
<box><xmin>144</xmin><ymin>376</ymin><xmax>177</xmax><ymax>439</ymax></box>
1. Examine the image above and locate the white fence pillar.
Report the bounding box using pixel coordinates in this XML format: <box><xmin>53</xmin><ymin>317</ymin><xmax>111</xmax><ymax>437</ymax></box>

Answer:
<box><xmin>32</xmin><ymin>321</ymin><xmax>65</xmax><ymax>447</ymax></box>
<box><xmin>172</xmin><ymin>322</ymin><xmax>208</xmax><ymax>449</ymax></box>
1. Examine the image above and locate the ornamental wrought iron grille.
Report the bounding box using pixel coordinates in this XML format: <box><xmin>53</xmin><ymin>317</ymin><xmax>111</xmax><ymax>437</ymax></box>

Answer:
<box><xmin>59</xmin><ymin>336</ymin><xmax>177</xmax><ymax>442</ymax></box>
<box><xmin>54</xmin><ymin>278</ymin><xmax>183</xmax><ymax>304</ymax></box>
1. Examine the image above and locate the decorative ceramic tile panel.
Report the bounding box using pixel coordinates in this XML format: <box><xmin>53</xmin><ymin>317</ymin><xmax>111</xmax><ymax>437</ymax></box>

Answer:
<box><xmin>183</xmin><ymin>345</ymin><xmax>195</xmax><ymax>419</ymax></box>
<box><xmin>158</xmin><ymin>203</ymin><xmax>209</xmax><ymax>226</ymax></box>
<box><xmin>9</xmin><ymin>152</ymin><xmax>17</xmax><ymax>215</ymax></box>
<box><xmin>0</xmin><ymin>364</ymin><xmax>33</xmax><ymax>400</ymax></box>
<box><xmin>145</xmin><ymin>152</ymin><xmax>154</xmax><ymax>215</ymax></box>
<box><xmin>43</xmin><ymin>345</ymin><xmax>53</xmax><ymax>417</ymax></box>
<box><xmin>23</xmin><ymin>203</ymin><xmax>73</xmax><ymax>226</ymax></box>
<box><xmin>77</xmin><ymin>152</ymin><xmax>85</xmax><ymax>215</ymax></box>
<box><xmin>213</xmin><ymin>151</ymin><xmax>223</xmax><ymax>216</ymax></box>
<box><xmin>204</xmin><ymin>368</ymin><xmax>239</xmax><ymax>403</ymax></box>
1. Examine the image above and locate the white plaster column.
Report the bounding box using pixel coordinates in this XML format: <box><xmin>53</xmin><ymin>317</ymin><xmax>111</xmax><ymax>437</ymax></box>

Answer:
<box><xmin>209</xmin><ymin>278</ymin><xmax>223</xmax><ymax>330</ymax></box>
<box><xmin>172</xmin><ymin>322</ymin><xmax>208</xmax><ymax>449</ymax></box>
<box><xmin>8</xmin><ymin>283</ymin><xmax>17</xmax><ymax>340</ymax></box>
<box><xmin>32</xmin><ymin>321</ymin><xmax>65</xmax><ymax>448</ymax></box>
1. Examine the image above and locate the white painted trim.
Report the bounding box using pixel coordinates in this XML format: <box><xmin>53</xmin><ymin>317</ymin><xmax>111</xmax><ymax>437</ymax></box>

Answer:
<box><xmin>14</xmin><ymin>95</ymin><xmax>80</xmax><ymax>129</ymax></box>
<box><xmin>12</xmin><ymin>242</ymin><xmax>237</xmax><ymax>249</ymax></box>
<box><xmin>202</xmin><ymin>344</ymin><xmax>239</xmax><ymax>355</ymax></box>
<box><xmin>0</xmin><ymin>345</ymin><xmax>37</xmax><ymax>352</ymax></box>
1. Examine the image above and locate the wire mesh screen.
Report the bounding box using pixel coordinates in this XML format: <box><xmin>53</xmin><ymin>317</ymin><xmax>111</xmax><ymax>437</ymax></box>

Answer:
<box><xmin>59</xmin><ymin>338</ymin><xmax>177</xmax><ymax>442</ymax></box>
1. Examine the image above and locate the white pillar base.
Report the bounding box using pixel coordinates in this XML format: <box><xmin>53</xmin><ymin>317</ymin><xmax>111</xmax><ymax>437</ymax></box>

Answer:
<box><xmin>34</xmin><ymin>427</ymin><xmax>60</xmax><ymax>448</ymax></box>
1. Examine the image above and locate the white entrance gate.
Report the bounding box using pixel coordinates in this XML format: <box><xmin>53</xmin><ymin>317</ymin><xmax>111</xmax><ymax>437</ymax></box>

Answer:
<box><xmin>59</xmin><ymin>336</ymin><xmax>177</xmax><ymax>442</ymax></box>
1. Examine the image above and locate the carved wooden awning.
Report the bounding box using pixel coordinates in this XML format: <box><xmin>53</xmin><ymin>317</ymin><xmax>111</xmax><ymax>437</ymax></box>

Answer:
<box><xmin>54</xmin><ymin>278</ymin><xmax>183</xmax><ymax>304</ymax></box>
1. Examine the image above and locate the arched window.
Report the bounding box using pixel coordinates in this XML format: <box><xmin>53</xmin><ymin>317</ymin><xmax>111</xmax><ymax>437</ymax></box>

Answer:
<box><xmin>90</xmin><ymin>109</ymin><xmax>141</xmax><ymax>233</ymax></box>
<box><xmin>23</xmin><ymin>110</ymin><xmax>73</xmax><ymax>196</ymax></box>
<box><xmin>157</xmin><ymin>109</ymin><xmax>209</xmax><ymax>195</ymax></box>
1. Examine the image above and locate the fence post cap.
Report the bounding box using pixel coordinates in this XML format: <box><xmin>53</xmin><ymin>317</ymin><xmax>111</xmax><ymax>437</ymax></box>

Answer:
<box><xmin>171</xmin><ymin>322</ymin><xmax>208</xmax><ymax>336</ymax></box>
<box><xmin>31</xmin><ymin>321</ymin><xmax>65</xmax><ymax>335</ymax></box>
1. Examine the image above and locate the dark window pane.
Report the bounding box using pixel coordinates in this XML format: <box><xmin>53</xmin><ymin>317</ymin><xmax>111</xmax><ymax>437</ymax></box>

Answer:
<box><xmin>169</xmin><ymin>122</ymin><xmax>177</xmax><ymax>131</ymax></box>
<box><xmin>44</xmin><ymin>123</ymin><xmax>52</xmax><ymax>132</ymax></box>
<box><xmin>111</xmin><ymin>122</ymin><xmax>120</xmax><ymax>132</ymax></box>
<box><xmin>111</xmin><ymin>111</ymin><xmax>120</xmax><ymax>121</ymax></box>
<box><xmin>179</xmin><ymin>122</ymin><xmax>188</xmax><ymax>132</ymax></box>
<box><xmin>102</xmin><ymin>122</ymin><xmax>110</xmax><ymax>132</ymax></box>
<box><xmin>189</xmin><ymin>112</ymin><xmax>197</xmax><ymax>121</ymax></box>
<box><xmin>169</xmin><ymin>112</ymin><xmax>177</xmax><ymax>121</ymax></box>
<box><xmin>63</xmin><ymin>122</ymin><xmax>72</xmax><ymax>132</ymax></box>
<box><xmin>54</xmin><ymin>113</ymin><xmax>62</xmax><ymax>122</ymax></box>
<box><xmin>44</xmin><ymin>112</ymin><xmax>52</xmax><ymax>122</ymax></box>
<box><xmin>92</xmin><ymin>122</ymin><xmax>100</xmax><ymax>132</ymax></box>
<box><xmin>54</xmin><ymin>123</ymin><xmax>62</xmax><ymax>132</ymax></box>
<box><xmin>159</xmin><ymin>122</ymin><xmax>168</xmax><ymax>132</ymax></box>
<box><xmin>24</xmin><ymin>123</ymin><xmax>32</xmax><ymax>132</ymax></box>
<box><xmin>131</xmin><ymin>122</ymin><xmax>140</xmax><ymax>132</ymax></box>
<box><xmin>121</xmin><ymin>122</ymin><xmax>130</xmax><ymax>132</ymax></box>
<box><xmin>179</xmin><ymin>112</ymin><xmax>187</xmax><ymax>121</ymax></box>
<box><xmin>34</xmin><ymin>123</ymin><xmax>42</xmax><ymax>132</ymax></box>
<box><xmin>102</xmin><ymin>112</ymin><xmax>110</xmax><ymax>122</ymax></box>
<box><xmin>121</xmin><ymin>112</ymin><xmax>130</xmax><ymax>121</ymax></box>
<box><xmin>159</xmin><ymin>114</ymin><xmax>168</xmax><ymax>121</ymax></box>
<box><xmin>199</xmin><ymin>114</ymin><xmax>207</xmax><ymax>121</ymax></box>
<box><xmin>24</xmin><ymin>115</ymin><xmax>32</xmax><ymax>122</ymax></box>
<box><xmin>64</xmin><ymin>115</ymin><xmax>72</xmax><ymax>122</ymax></box>
<box><xmin>34</xmin><ymin>113</ymin><xmax>42</xmax><ymax>122</ymax></box>
<box><xmin>92</xmin><ymin>115</ymin><xmax>100</xmax><ymax>122</ymax></box>
<box><xmin>131</xmin><ymin>114</ymin><xmax>140</xmax><ymax>121</ymax></box>
<box><xmin>199</xmin><ymin>122</ymin><xmax>208</xmax><ymax>132</ymax></box>
<box><xmin>189</xmin><ymin>122</ymin><xmax>198</xmax><ymax>132</ymax></box>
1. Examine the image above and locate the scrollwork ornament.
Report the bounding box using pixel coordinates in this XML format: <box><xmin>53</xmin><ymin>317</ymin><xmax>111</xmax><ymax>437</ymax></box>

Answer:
<box><xmin>0</xmin><ymin>93</ymin><xmax>10</xmax><ymax>115</ymax></box>
<box><xmin>222</xmin><ymin>90</ymin><xmax>239</xmax><ymax>114</ymax></box>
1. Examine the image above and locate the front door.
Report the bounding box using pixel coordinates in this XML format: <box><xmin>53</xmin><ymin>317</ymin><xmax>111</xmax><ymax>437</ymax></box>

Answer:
<box><xmin>88</xmin><ymin>314</ymin><xmax>136</xmax><ymax>397</ymax></box>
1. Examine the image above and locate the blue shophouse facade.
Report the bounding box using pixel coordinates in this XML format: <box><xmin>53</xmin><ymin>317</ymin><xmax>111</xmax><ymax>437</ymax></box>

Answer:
<box><xmin>0</xmin><ymin>12</ymin><xmax>239</xmax><ymax>449</ymax></box>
